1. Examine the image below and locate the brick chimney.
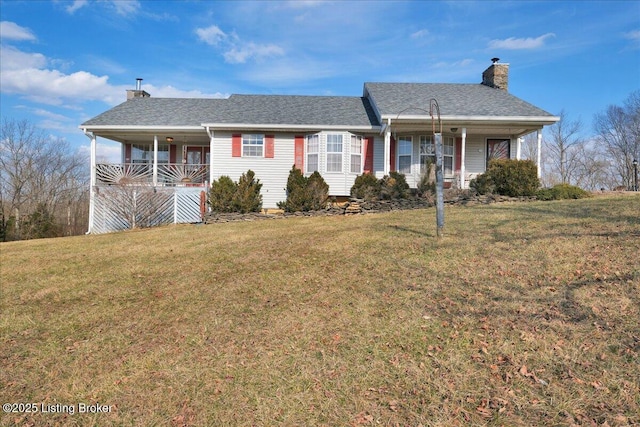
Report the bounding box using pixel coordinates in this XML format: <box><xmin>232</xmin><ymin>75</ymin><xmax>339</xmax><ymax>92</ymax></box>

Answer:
<box><xmin>482</xmin><ymin>58</ymin><xmax>509</xmax><ymax>91</ymax></box>
<box><xmin>126</xmin><ymin>78</ymin><xmax>151</xmax><ymax>100</ymax></box>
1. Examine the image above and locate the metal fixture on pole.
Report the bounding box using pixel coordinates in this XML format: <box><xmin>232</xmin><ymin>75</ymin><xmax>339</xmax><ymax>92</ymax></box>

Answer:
<box><xmin>393</xmin><ymin>101</ymin><xmax>444</xmax><ymax>238</ymax></box>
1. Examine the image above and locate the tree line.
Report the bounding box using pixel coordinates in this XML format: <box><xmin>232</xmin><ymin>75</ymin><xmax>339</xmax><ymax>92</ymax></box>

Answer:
<box><xmin>526</xmin><ymin>90</ymin><xmax>640</xmax><ymax>191</ymax></box>
<box><xmin>0</xmin><ymin>119</ymin><xmax>89</xmax><ymax>241</ymax></box>
<box><xmin>1</xmin><ymin>90</ymin><xmax>638</xmax><ymax>241</ymax></box>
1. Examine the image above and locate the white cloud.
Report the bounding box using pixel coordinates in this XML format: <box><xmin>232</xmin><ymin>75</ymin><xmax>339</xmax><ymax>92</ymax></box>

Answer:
<box><xmin>0</xmin><ymin>67</ymin><xmax>113</xmax><ymax>105</ymax></box>
<box><xmin>110</xmin><ymin>0</ymin><xmax>141</xmax><ymax>16</ymax></box>
<box><xmin>66</xmin><ymin>0</ymin><xmax>88</xmax><ymax>14</ymax></box>
<box><xmin>195</xmin><ymin>23</ymin><xmax>284</xmax><ymax>64</ymax></box>
<box><xmin>625</xmin><ymin>29</ymin><xmax>640</xmax><ymax>40</ymax></box>
<box><xmin>411</xmin><ymin>29</ymin><xmax>429</xmax><ymax>39</ymax></box>
<box><xmin>0</xmin><ymin>45</ymin><xmax>47</xmax><ymax>70</ymax></box>
<box><xmin>488</xmin><ymin>33</ymin><xmax>556</xmax><ymax>50</ymax></box>
<box><xmin>143</xmin><ymin>84</ymin><xmax>228</xmax><ymax>99</ymax></box>
<box><xmin>0</xmin><ymin>21</ymin><xmax>37</xmax><ymax>41</ymax></box>
<box><xmin>223</xmin><ymin>42</ymin><xmax>285</xmax><ymax>64</ymax></box>
<box><xmin>195</xmin><ymin>25</ymin><xmax>227</xmax><ymax>46</ymax></box>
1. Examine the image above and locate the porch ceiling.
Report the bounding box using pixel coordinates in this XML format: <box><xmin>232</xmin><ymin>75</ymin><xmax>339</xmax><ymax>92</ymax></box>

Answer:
<box><xmin>87</xmin><ymin>129</ymin><xmax>211</xmax><ymax>145</ymax></box>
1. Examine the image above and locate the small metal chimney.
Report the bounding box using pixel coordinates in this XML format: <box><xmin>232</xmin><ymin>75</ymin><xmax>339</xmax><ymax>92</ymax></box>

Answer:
<box><xmin>136</xmin><ymin>78</ymin><xmax>143</xmax><ymax>91</ymax></box>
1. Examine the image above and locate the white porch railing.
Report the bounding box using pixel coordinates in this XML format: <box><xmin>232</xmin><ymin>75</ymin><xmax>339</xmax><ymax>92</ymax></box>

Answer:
<box><xmin>96</xmin><ymin>163</ymin><xmax>209</xmax><ymax>186</ymax></box>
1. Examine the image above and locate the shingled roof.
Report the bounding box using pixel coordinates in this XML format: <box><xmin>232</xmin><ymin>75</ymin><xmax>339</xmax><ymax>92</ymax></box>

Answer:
<box><xmin>364</xmin><ymin>83</ymin><xmax>555</xmax><ymax>119</ymax></box>
<box><xmin>81</xmin><ymin>95</ymin><xmax>379</xmax><ymax>128</ymax></box>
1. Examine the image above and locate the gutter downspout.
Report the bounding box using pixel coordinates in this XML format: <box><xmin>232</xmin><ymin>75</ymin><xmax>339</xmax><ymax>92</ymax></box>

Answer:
<box><xmin>205</xmin><ymin>126</ymin><xmax>214</xmax><ymax>186</ymax></box>
<box><xmin>82</xmin><ymin>129</ymin><xmax>96</xmax><ymax>234</ymax></box>
<box><xmin>384</xmin><ymin>118</ymin><xmax>391</xmax><ymax>176</ymax></box>
<box><xmin>460</xmin><ymin>128</ymin><xmax>467</xmax><ymax>189</ymax></box>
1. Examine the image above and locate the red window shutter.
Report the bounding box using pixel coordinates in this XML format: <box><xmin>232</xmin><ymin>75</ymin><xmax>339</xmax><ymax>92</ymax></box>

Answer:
<box><xmin>265</xmin><ymin>135</ymin><xmax>275</xmax><ymax>158</ymax></box>
<box><xmin>455</xmin><ymin>137</ymin><xmax>462</xmax><ymax>172</ymax></box>
<box><xmin>232</xmin><ymin>134</ymin><xmax>242</xmax><ymax>157</ymax></box>
<box><xmin>169</xmin><ymin>144</ymin><xmax>177</xmax><ymax>164</ymax></box>
<box><xmin>363</xmin><ymin>137</ymin><xmax>374</xmax><ymax>174</ymax></box>
<box><xmin>124</xmin><ymin>143</ymin><xmax>132</xmax><ymax>163</ymax></box>
<box><xmin>294</xmin><ymin>135</ymin><xmax>304</xmax><ymax>170</ymax></box>
<box><xmin>390</xmin><ymin>136</ymin><xmax>396</xmax><ymax>172</ymax></box>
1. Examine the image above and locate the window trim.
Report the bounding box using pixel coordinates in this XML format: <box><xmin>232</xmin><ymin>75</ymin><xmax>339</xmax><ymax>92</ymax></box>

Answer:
<box><xmin>242</xmin><ymin>134</ymin><xmax>264</xmax><ymax>158</ymax></box>
<box><xmin>397</xmin><ymin>136</ymin><xmax>413</xmax><ymax>175</ymax></box>
<box><xmin>419</xmin><ymin>135</ymin><xmax>455</xmax><ymax>178</ymax></box>
<box><xmin>326</xmin><ymin>133</ymin><xmax>343</xmax><ymax>173</ymax></box>
<box><xmin>305</xmin><ymin>134</ymin><xmax>319</xmax><ymax>174</ymax></box>
<box><xmin>350</xmin><ymin>135</ymin><xmax>363</xmax><ymax>174</ymax></box>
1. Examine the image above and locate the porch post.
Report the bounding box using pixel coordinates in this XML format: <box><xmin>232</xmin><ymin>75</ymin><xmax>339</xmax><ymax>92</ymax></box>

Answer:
<box><xmin>383</xmin><ymin>118</ymin><xmax>391</xmax><ymax>175</ymax></box>
<box><xmin>209</xmin><ymin>128</ymin><xmax>214</xmax><ymax>185</ymax></box>
<box><xmin>153</xmin><ymin>135</ymin><xmax>158</xmax><ymax>186</ymax></box>
<box><xmin>88</xmin><ymin>132</ymin><xmax>96</xmax><ymax>233</ymax></box>
<box><xmin>516</xmin><ymin>137</ymin><xmax>522</xmax><ymax>160</ymax></box>
<box><xmin>536</xmin><ymin>130</ymin><xmax>542</xmax><ymax>178</ymax></box>
<box><xmin>460</xmin><ymin>128</ymin><xmax>467</xmax><ymax>189</ymax></box>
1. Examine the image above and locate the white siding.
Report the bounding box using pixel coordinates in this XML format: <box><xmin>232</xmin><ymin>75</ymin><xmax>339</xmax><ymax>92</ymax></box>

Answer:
<box><xmin>211</xmin><ymin>130</ymin><xmax>381</xmax><ymax>208</ymax></box>
<box><xmin>464</xmin><ymin>137</ymin><xmax>486</xmax><ymax>176</ymax></box>
<box><xmin>211</xmin><ymin>132</ymin><xmax>293</xmax><ymax>209</ymax></box>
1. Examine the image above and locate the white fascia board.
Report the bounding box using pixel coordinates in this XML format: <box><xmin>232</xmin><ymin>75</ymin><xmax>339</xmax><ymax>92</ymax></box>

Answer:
<box><xmin>79</xmin><ymin>125</ymin><xmax>204</xmax><ymax>131</ymax></box>
<box><xmin>202</xmin><ymin>123</ymin><xmax>382</xmax><ymax>132</ymax></box>
<box><xmin>381</xmin><ymin>114</ymin><xmax>560</xmax><ymax>125</ymax></box>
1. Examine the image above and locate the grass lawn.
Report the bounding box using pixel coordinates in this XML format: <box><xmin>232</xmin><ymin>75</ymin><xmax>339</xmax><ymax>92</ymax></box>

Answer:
<box><xmin>1</xmin><ymin>194</ymin><xmax>639</xmax><ymax>426</ymax></box>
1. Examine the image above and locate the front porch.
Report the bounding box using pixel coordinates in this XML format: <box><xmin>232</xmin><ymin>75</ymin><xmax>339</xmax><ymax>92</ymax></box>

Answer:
<box><xmin>95</xmin><ymin>162</ymin><xmax>210</xmax><ymax>187</ymax></box>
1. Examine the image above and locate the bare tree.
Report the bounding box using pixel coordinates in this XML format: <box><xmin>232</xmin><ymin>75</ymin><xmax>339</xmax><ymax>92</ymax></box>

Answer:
<box><xmin>544</xmin><ymin>110</ymin><xmax>584</xmax><ymax>185</ymax></box>
<box><xmin>593</xmin><ymin>90</ymin><xmax>640</xmax><ymax>189</ymax></box>
<box><xmin>0</xmin><ymin>118</ymin><xmax>89</xmax><ymax>240</ymax></box>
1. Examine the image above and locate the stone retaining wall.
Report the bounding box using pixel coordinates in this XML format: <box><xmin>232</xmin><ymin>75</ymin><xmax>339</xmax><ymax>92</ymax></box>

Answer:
<box><xmin>203</xmin><ymin>193</ymin><xmax>535</xmax><ymax>224</ymax></box>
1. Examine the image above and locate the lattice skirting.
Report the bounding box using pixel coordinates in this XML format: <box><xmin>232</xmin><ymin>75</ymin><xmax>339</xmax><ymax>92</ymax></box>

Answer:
<box><xmin>91</xmin><ymin>187</ymin><xmax>205</xmax><ymax>234</ymax></box>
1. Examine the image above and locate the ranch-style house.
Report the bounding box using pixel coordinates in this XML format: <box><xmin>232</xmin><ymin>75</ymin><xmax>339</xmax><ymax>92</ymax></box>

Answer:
<box><xmin>80</xmin><ymin>60</ymin><xmax>559</xmax><ymax>233</ymax></box>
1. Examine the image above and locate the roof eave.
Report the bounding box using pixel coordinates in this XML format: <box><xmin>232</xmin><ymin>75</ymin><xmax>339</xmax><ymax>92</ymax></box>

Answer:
<box><xmin>381</xmin><ymin>114</ymin><xmax>560</xmax><ymax>126</ymax></box>
<box><xmin>202</xmin><ymin>123</ymin><xmax>382</xmax><ymax>132</ymax></box>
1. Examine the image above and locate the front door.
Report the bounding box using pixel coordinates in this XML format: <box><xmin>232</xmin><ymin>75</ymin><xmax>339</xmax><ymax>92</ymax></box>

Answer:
<box><xmin>186</xmin><ymin>146</ymin><xmax>209</xmax><ymax>165</ymax></box>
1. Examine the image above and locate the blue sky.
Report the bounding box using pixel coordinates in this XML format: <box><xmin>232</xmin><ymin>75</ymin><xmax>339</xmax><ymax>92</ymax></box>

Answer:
<box><xmin>1</xmin><ymin>0</ymin><xmax>639</xmax><ymax>161</ymax></box>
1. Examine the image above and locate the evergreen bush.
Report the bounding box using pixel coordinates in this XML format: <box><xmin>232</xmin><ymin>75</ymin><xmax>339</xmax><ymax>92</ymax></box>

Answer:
<box><xmin>470</xmin><ymin>159</ymin><xmax>539</xmax><ymax>197</ymax></box>
<box><xmin>233</xmin><ymin>170</ymin><xmax>263</xmax><ymax>213</ymax></box>
<box><xmin>536</xmin><ymin>184</ymin><xmax>591</xmax><ymax>200</ymax></box>
<box><xmin>208</xmin><ymin>175</ymin><xmax>237</xmax><ymax>212</ymax></box>
<box><xmin>350</xmin><ymin>173</ymin><xmax>382</xmax><ymax>201</ymax></box>
<box><xmin>209</xmin><ymin>170</ymin><xmax>263</xmax><ymax>213</ymax></box>
<box><xmin>381</xmin><ymin>171</ymin><xmax>409</xmax><ymax>199</ymax></box>
<box><xmin>278</xmin><ymin>166</ymin><xmax>329</xmax><ymax>212</ymax></box>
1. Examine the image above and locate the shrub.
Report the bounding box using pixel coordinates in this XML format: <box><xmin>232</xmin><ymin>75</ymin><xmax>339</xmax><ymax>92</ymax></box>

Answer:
<box><xmin>305</xmin><ymin>171</ymin><xmax>329</xmax><ymax>211</ymax></box>
<box><xmin>469</xmin><ymin>172</ymin><xmax>494</xmax><ymax>195</ymax></box>
<box><xmin>536</xmin><ymin>184</ymin><xmax>591</xmax><ymax>200</ymax></box>
<box><xmin>351</xmin><ymin>173</ymin><xmax>382</xmax><ymax>201</ymax></box>
<box><xmin>233</xmin><ymin>170</ymin><xmax>263</xmax><ymax>213</ymax></box>
<box><xmin>381</xmin><ymin>171</ymin><xmax>409</xmax><ymax>200</ymax></box>
<box><xmin>471</xmin><ymin>159</ymin><xmax>539</xmax><ymax>197</ymax></box>
<box><xmin>22</xmin><ymin>203</ymin><xmax>60</xmax><ymax>239</ymax></box>
<box><xmin>208</xmin><ymin>175</ymin><xmax>237</xmax><ymax>212</ymax></box>
<box><xmin>209</xmin><ymin>170</ymin><xmax>263</xmax><ymax>213</ymax></box>
<box><xmin>278</xmin><ymin>166</ymin><xmax>329</xmax><ymax>212</ymax></box>
<box><xmin>417</xmin><ymin>174</ymin><xmax>435</xmax><ymax>197</ymax></box>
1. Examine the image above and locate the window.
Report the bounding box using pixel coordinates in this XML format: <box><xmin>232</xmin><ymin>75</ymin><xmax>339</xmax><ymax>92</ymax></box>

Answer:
<box><xmin>350</xmin><ymin>135</ymin><xmax>363</xmax><ymax>174</ymax></box>
<box><xmin>419</xmin><ymin>135</ymin><xmax>454</xmax><ymax>177</ymax></box>
<box><xmin>131</xmin><ymin>144</ymin><xmax>169</xmax><ymax>164</ymax></box>
<box><xmin>398</xmin><ymin>136</ymin><xmax>412</xmax><ymax>174</ymax></box>
<box><xmin>419</xmin><ymin>136</ymin><xmax>434</xmax><ymax>174</ymax></box>
<box><xmin>326</xmin><ymin>134</ymin><xmax>343</xmax><ymax>172</ymax></box>
<box><xmin>242</xmin><ymin>134</ymin><xmax>263</xmax><ymax>157</ymax></box>
<box><xmin>306</xmin><ymin>134</ymin><xmax>319</xmax><ymax>173</ymax></box>
<box><xmin>443</xmin><ymin>137</ymin><xmax>454</xmax><ymax>176</ymax></box>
